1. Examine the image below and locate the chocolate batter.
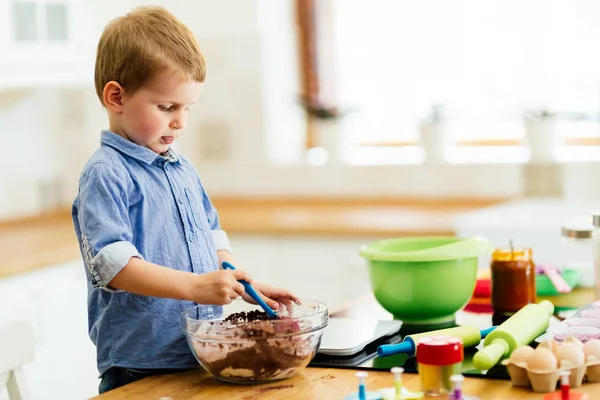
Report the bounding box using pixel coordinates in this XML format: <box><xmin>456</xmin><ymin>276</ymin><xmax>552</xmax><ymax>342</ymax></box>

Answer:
<box><xmin>194</xmin><ymin>311</ymin><xmax>317</xmax><ymax>382</ymax></box>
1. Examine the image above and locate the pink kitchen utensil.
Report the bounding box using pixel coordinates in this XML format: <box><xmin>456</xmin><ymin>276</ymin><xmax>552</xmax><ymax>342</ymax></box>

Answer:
<box><xmin>564</xmin><ymin>317</ymin><xmax>600</xmax><ymax>328</ymax></box>
<box><xmin>581</xmin><ymin>308</ymin><xmax>600</xmax><ymax>318</ymax></box>
<box><xmin>536</xmin><ymin>265</ymin><xmax>572</xmax><ymax>294</ymax></box>
<box><xmin>553</xmin><ymin>326</ymin><xmax>600</xmax><ymax>342</ymax></box>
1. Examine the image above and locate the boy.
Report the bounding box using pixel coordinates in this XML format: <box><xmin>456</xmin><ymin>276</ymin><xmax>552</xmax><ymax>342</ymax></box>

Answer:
<box><xmin>72</xmin><ymin>6</ymin><xmax>298</xmax><ymax>394</ymax></box>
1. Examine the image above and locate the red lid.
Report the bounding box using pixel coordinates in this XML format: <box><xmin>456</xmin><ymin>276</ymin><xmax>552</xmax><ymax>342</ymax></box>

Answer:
<box><xmin>473</xmin><ymin>278</ymin><xmax>491</xmax><ymax>298</ymax></box>
<box><xmin>416</xmin><ymin>336</ymin><xmax>463</xmax><ymax>366</ymax></box>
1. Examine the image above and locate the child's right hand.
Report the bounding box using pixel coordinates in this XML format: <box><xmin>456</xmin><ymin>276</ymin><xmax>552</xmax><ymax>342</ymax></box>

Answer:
<box><xmin>192</xmin><ymin>269</ymin><xmax>253</xmax><ymax>305</ymax></box>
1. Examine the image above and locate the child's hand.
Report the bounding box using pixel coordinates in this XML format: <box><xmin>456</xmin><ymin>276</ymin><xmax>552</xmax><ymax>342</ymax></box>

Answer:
<box><xmin>194</xmin><ymin>269</ymin><xmax>253</xmax><ymax>305</ymax></box>
<box><xmin>242</xmin><ymin>282</ymin><xmax>301</xmax><ymax>311</ymax></box>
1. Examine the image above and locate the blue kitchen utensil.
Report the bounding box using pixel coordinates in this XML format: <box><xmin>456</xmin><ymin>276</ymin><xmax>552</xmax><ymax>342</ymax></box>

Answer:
<box><xmin>377</xmin><ymin>326</ymin><xmax>496</xmax><ymax>357</ymax></box>
<box><xmin>221</xmin><ymin>261</ymin><xmax>279</xmax><ymax>319</ymax></box>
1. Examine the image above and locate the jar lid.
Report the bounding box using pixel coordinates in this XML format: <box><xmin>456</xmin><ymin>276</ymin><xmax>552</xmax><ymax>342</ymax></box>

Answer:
<box><xmin>562</xmin><ymin>226</ymin><xmax>594</xmax><ymax>239</ymax></box>
<box><xmin>491</xmin><ymin>248</ymin><xmax>532</xmax><ymax>261</ymax></box>
<box><xmin>416</xmin><ymin>336</ymin><xmax>463</xmax><ymax>366</ymax></box>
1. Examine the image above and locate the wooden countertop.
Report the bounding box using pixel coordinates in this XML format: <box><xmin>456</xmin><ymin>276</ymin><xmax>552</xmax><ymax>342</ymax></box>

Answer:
<box><xmin>212</xmin><ymin>196</ymin><xmax>505</xmax><ymax>237</ymax></box>
<box><xmin>92</xmin><ymin>289</ymin><xmax>599</xmax><ymax>400</ymax></box>
<box><xmin>0</xmin><ymin>210</ymin><xmax>82</xmax><ymax>279</ymax></box>
<box><xmin>90</xmin><ymin>366</ymin><xmax>600</xmax><ymax>399</ymax></box>
<box><xmin>0</xmin><ymin>197</ymin><xmax>503</xmax><ymax>279</ymax></box>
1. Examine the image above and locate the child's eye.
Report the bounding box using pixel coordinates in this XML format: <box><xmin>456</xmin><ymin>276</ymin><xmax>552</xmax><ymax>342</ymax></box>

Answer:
<box><xmin>159</xmin><ymin>105</ymin><xmax>173</xmax><ymax>112</ymax></box>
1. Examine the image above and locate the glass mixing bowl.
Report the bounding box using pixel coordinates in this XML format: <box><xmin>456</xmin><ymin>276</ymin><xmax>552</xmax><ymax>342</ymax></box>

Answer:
<box><xmin>181</xmin><ymin>298</ymin><xmax>328</xmax><ymax>383</ymax></box>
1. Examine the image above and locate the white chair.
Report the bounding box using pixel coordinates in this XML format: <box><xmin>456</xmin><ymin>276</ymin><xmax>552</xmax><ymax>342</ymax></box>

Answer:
<box><xmin>0</xmin><ymin>321</ymin><xmax>34</xmax><ymax>400</ymax></box>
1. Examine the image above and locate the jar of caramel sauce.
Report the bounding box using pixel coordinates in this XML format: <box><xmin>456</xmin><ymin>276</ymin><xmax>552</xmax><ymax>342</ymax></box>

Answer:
<box><xmin>490</xmin><ymin>248</ymin><xmax>536</xmax><ymax>314</ymax></box>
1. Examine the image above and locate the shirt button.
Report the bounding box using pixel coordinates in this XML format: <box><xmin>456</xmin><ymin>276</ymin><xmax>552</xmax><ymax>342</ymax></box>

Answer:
<box><xmin>178</xmin><ymin>197</ymin><xmax>184</xmax><ymax>204</ymax></box>
<box><xmin>188</xmin><ymin>235</ymin><xmax>194</xmax><ymax>242</ymax></box>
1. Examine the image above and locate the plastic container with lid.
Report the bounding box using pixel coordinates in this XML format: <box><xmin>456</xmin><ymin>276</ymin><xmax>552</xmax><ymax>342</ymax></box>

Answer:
<box><xmin>490</xmin><ymin>248</ymin><xmax>536</xmax><ymax>315</ymax></box>
<box><xmin>416</xmin><ymin>336</ymin><xmax>463</xmax><ymax>396</ymax></box>
<box><xmin>562</xmin><ymin>225</ymin><xmax>594</xmax><ymax>288</ymax></box>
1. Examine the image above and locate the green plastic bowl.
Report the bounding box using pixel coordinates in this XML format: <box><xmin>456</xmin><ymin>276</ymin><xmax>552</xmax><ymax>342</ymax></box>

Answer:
<box><xmin>360</xmin><ymin>236</ymin><xmax>493</xmax><ymax>324</ymax></box>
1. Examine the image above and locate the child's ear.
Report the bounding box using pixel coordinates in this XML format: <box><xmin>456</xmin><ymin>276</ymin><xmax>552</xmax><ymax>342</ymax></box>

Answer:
<box><xmin>103</xmin><ymin>81</ymin><xmax>125</xmax><ymax>112</ymax></box>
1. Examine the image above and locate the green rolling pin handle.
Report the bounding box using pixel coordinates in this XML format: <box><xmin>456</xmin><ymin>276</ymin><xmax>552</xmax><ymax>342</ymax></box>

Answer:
<box><xmin>473</xmin><ymin>338</ymin><xmax>510</xmax><ymax>371</ymax></box>
<box><xmin>472</xmin><ymin>300</ymin><xmax>554</xmax><ymax>371</ymax></box>
<box><xmin>539</xmin><ymin>299</ymin><xmax>555</xmax><ymax>316</ymax></box>
<box><xmin>377</xmin><ymin>326</ymin><xmax>498</xmax><ymax>357</ymax></box>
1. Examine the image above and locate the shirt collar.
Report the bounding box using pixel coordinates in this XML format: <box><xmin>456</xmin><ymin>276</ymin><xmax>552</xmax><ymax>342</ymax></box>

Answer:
<box><xmin>161</xmin><ymin>148</ymin><xmax>178</xmax><ymax>163</ymax></box>
<box><xmin>101</xmin><ymin>130</ymin><xmax>179</xmax><ymax>164</ymax></box>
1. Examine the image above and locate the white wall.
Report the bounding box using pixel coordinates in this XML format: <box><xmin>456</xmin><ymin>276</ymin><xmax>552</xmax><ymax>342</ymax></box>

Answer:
<box><xmin>0</xmin><ymin>0</ymin><xmax>562</xmax><ymax>222</ymax></box>
<box><xmin>0</xmin><ymin>89</ymin><xmax>63</xmax><ymax>218</ymax></box>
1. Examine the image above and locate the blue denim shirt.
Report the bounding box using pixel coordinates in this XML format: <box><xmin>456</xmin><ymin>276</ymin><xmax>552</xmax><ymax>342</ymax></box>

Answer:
<box><xmin>72</xmin><ymin>130</ymin><xmax>230</xmax><ymax>375</ymax></box>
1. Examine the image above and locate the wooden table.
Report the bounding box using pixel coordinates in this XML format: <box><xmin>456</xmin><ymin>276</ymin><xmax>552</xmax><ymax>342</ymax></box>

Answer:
<box><xmin>93</xmin><ymin>290</ymin><xmax>600</xmax><ymax>399</ymax></box>
<box><xmin>89</xmin><ymin>366</ymin><xmax>600</xmax><ymax>399</ymax></box>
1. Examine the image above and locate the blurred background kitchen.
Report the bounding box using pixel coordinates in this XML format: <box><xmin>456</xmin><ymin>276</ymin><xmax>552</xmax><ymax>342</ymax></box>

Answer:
<box><xmin>2</xmin><ymin>0</ymin><xmax>600</xmax><ymax>398</ymax></box>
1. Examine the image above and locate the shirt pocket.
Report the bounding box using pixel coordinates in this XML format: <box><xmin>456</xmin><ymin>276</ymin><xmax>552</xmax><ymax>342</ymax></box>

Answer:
<box><xmin>184</xmin><ymin>188</ymin><xmax>205</xmax><ymax>231</ymax></box>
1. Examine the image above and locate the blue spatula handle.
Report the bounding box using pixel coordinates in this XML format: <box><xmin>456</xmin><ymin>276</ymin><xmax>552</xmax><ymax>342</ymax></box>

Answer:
<box><xmin>222</xmin><ymin>261</ymin><xmax>278</xmax><ymax>319</ymax></box>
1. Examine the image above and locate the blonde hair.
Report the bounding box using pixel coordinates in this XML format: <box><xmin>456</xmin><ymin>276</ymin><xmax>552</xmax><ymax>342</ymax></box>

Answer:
<box><xmin>94</xmin><ymin>6</ymin><xmax>206</xmax><ymax>104</ymax></box>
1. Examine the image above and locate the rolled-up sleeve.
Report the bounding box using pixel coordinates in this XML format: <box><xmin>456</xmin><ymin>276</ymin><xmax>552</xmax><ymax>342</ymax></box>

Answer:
<box><xmin>210</xmin><ymin>230</ymin><xmax>231</xmax><ymax>253</ymax></box>
<box><xmin>77</xmin><ymin>162</ymin><xmax>142</xmax><ymax>291</ymax></box>
<box><xmin>198</xmin><ymin>181</ymin><xmax>232</xmax><ymax>254</ymax></box>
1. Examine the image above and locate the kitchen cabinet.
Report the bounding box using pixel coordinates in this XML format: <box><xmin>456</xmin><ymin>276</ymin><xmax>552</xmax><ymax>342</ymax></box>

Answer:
<box><xmin>0</xmin><ymin>0</ymin><xmax>95</xmax><ymax>88</ymax></box>
<box><xmin>0</xmin><ymin>261</ymin><xmax>98</xmax><ymax>400</ymax></box>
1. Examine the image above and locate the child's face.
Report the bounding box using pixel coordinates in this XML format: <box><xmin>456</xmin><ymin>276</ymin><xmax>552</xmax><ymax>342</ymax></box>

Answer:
<box><xmin>118</xmin><ymin>70</ymin><xmax>202</xmax><ymax>154</ymax></box>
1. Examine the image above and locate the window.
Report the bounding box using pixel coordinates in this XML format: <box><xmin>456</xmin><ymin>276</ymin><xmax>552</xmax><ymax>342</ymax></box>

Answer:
<box><xmin>300</xmin><ymin>0</ymin><xmax>600</xmax><ymax>165</ymax></box>
<box><xmin>13</xmin><ymin>2</ymin><xmax>38</xmax><ymax>42</ymax></box>
<box><xmin>12</xmin><ymin>0</ymin><xmax>70</xmax><ymax>44</ymax></box>
<box><xmin>46</xmin><ymin>3</ymin><xmax>68</xmax><ymax>42</ymax></box>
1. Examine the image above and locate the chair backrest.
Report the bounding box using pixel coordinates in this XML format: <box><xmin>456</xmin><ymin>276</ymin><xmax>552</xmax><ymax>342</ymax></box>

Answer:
<box><xmin>0</xmin><ymin>320</ymin><xmax>34</xmax><ymax>400</ymax></box>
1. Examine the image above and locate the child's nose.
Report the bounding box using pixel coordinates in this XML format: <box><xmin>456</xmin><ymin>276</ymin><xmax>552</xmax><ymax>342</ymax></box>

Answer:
<box><xmin>170</xmin><ymin>116</ymin><xmax>186</xmax><ymax>131</ymax></box>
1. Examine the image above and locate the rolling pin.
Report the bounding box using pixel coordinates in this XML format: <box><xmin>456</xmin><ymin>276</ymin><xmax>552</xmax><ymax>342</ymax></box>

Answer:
<box><xmin>473</xmin><ymin>300</ymin><xmax>554</xmax><ymax>370</ymax></box>
<box><xmin>378</xmin><ymin>326</ymin><xmax>496</xmax><ymax>357</ymax></box>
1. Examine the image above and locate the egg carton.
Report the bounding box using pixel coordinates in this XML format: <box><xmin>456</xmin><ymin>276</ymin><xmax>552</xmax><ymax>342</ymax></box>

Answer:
<box><xmin>501</xmin><ymin>337</ymin><xmax>600</xmax><ymax>393</ymax></box>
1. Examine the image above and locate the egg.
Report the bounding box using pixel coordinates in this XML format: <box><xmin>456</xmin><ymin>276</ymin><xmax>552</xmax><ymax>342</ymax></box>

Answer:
<box><xmin>564</xmin><ymin>336</ymin><xmax>584</xmax><ymax>350</ymax></box>
<box><xmin>583</xmin><ymin>339</ymin><xmax>600</xmax><ymax>363</ymax></box>
<box><xmin>555</xmin><ymin>342</ymin><xmax>585</xmax><ymax>368</ymax></box>
<box><xmin>509</xmin><ymin>345</ymin><xmax>535</xmax><ymax>364</ymax></box>
<box><xmin>527</xmin><ymin>347</ymin><xmax>558</xmax><ymax>371</ymax></box>
<box><xmin>538</xmin><ymin>339</ymin><xmax>558</xmax><ymax>354</ymax></box>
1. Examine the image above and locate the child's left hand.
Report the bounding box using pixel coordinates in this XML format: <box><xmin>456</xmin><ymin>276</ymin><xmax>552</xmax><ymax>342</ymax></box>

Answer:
<box><xmin>242</xmin><ymin>281</ymin><xmax>301</xmax><ymax>311</ymax></box>
<box><xmin>217</xmin><ymin>251</ymin><xmax>301</xmax><ymax>311</ymax></box>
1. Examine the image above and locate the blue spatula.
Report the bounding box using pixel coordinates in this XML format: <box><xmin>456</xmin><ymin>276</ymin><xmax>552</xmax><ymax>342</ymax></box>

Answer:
<box><xmin>222</xmin><ymin>261</ymin><xmax>279</xmax><ymax>319</ymax></box>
